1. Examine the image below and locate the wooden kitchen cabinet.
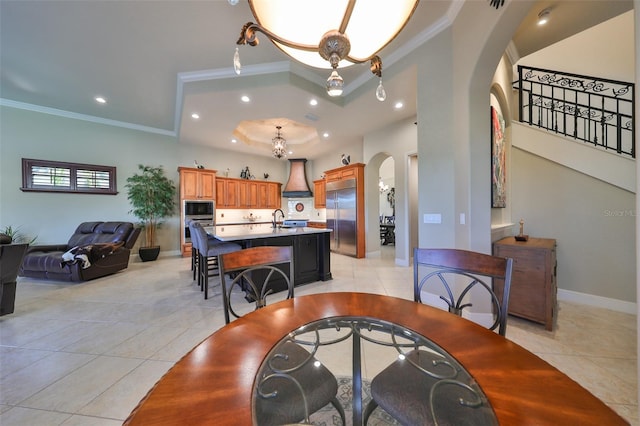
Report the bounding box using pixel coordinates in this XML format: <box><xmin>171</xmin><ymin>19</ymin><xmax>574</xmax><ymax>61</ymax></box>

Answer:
<box><xmin>178</xmin><ymin>167</ymin><xmax>216</xmax><ymax>257</ymax></box>
<box><xmin>216</xmin><ymin>177</ymin><xmax>281</xmax><ymax>209</ymax></box>
<box><xmin>178</xmin><ymin>167</ymin><xmax>216</xmax><ymax>200</ymax></box>
<box><xmin>216</xmin><ymin>178</ymin><xmax>240</xmax><ymax>208</ymax></box>
<box><xmin>265</xmin><ymin>182</ymin><xmax>282</xmax><ymax>209</ymax></box>
<box><xmin>313</xmin><ymin>179</ymin><xmax>326</xmax><ymax>208</ymax></box>
<box><xmin>325</xmin><ymin>166</ymin><xmax>356</xmax><ymax>183</ymax></box>
<box><xmin>493</xmin><ymin>237</ymin><xmax>557</xmax><ymax>331</ymax></box>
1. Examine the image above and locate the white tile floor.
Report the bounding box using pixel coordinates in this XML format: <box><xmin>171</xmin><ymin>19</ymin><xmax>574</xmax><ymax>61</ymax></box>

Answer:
<box><xmin>0</xmin><ymin>248</ymin><xmax>637</xmax><ymax>425</ymax></box>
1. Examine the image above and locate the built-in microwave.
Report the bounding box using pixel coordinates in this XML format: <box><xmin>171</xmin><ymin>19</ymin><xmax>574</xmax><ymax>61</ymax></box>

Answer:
<box><xmin>184</xmin><ymin>200</ymin><xmax>215</xmax><ymax>242</ymax></box>
<box><xmin>184</xmin><ymin>200</ymin><xmax>214</xmax><ymax>216</ymax></box>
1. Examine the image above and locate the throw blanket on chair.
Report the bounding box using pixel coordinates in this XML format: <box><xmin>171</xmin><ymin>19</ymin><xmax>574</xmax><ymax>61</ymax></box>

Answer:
<box><xmin>61</xmin><ymin>242</ymin><xmax>124</xmax><ymax>269</ymax></box>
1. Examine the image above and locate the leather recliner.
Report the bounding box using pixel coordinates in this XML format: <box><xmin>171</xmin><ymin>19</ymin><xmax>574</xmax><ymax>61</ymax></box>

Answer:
<box><xmin>19</xmin><ymin>221</ymin><xmax>140</xmax><ymax>282</ymax></box>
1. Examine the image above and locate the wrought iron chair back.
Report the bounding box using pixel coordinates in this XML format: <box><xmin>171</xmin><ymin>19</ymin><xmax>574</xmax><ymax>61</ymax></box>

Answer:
<box><xmin>362</xmin><ymin>248</ymin><xmax>513</xmax><ymax>425</ymax></box>
<box><xmin>218</xmin><ymin>245</ymin><xmax>294</xmax><ymax>324</ymax></box>
<box><xmin>220</xmin><ymin>247</ymin><xmax>345</xmax><ymax>425</ymax></box>
<box><xmin>413</xmin><ymin>247</ymin><xmax>513</xmax><ymax>336</ymax></box>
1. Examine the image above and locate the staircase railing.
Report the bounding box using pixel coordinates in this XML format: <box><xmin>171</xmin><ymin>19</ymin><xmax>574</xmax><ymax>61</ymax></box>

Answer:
<box><xmin>516</xmin><ymin>65</ymin><xmax>635</xmax><ymax>159</ymax></box>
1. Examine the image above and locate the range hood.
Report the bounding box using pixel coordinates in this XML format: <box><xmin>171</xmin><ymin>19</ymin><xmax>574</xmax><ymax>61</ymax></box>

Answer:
<box><xmin>282</xmin><ymin>158</ymin><xmax>313</xmax><ymax>198</ymax></box>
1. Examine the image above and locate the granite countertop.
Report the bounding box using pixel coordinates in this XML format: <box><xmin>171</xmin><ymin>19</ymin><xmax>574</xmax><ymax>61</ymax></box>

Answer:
<box><xmin>205</xmin><ymin>223</ymin><xmax>331</xmax><ymax>242</ymax></box>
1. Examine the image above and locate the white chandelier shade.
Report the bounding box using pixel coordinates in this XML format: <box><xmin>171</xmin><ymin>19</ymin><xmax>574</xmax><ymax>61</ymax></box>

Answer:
<box><xmin>247</xmin><ymin>0</ymin><xmax>419</xmax><ymax>69</ymax></box>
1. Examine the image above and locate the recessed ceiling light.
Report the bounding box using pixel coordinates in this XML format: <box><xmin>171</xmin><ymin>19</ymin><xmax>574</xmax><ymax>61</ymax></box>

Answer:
<box><xmin>94</xmin><ymin>96</ymin><xmax>106</xmax><ymax>104</ymax></box>
<box><xmin>241</xmin><ymin>95</ymin><xmax>250</xmax><ymax>103</ymax></box>
<box><xmin>231</xmin><ymin>139</ymin><xmax>237</xmax><ymax>143</ymax></box>
<box><xmin>191</xmin><ymin>113</ymin><xmax>200</xmax><ymax>119</ymax></box>
<box><xmin>288</xmin><ymin>151</ymin><xmax>293</xmax><ymax>155</ymax></box>
<box><xmin>322</xmin><ymin>132</ymin><xmax>329</xmax><ymax>138</ymax></box>
<box><xmin>537</xmin><ymin>8</ymin><xmax>551</xmax><ymax>26</ymax></box>
<box><xmin>309</xmin><ymin>98</ymin><xmax>318</xmax><ymax>106</ymax></box>
<box><xmin>394</xmin><ymin>101</ymin><xmax>404</xmax><ymax>109</ymax></box>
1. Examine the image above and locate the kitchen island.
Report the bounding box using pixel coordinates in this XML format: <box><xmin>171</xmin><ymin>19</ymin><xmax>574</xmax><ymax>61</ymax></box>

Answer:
<box><xmin>205</xmin><ymin>224</ymin><xmax>332</xmax><ymax>287</ymax></box>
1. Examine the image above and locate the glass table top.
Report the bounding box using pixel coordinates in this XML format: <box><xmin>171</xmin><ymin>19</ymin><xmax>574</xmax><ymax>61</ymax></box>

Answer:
<box><xmin>253</xmin><ymin>316</ymin><xmax>498</xmax><ymax>426</ymax></box>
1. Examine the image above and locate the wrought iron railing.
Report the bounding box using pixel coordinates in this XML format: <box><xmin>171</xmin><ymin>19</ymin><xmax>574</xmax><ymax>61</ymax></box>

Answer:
<box><xmin>516</xmin><ymin>65</ymin><xmax>635</xmax><ymax>159</ymax></box>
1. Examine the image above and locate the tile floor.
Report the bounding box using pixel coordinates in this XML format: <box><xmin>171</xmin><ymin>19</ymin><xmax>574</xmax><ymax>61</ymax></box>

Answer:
<box><xmin>0</xmin><ymin>248</ymin><xmax>637</xmax><ymax>425</ymax></box>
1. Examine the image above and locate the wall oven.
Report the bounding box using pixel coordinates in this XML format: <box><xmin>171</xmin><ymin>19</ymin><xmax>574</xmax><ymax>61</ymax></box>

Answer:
<box><xmin>183</xmin><ymin>200</ymin><xmax>215</xmax><ymax>242</ymax></box>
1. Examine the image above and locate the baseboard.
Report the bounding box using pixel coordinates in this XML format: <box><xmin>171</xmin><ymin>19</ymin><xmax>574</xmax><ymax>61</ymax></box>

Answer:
<box><xmin>130</xmin><ymin>249</ymin><xmax>182</xmax><ymax>262</ymax></box>
<box><xmin>557</xmin><ymin>289</ymin><xmax>637</xmax><ymax>315</ymax></box>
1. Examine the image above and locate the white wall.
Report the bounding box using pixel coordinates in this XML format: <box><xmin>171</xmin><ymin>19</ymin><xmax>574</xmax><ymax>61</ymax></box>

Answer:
<box><xmin>511</xmin><ymin>147</ymin><xmax>636</xmax><ymax>303</ymax></box>
<box><xmin>517</xmin><ymin>10</ymin><xmax>635</xmax><ymax>82</ymax></box>
<box><xmin>0</xmin><ymin>106</ymin><xmax>289</xmax><ymax>253</ymax></box>
<box><xmin>363</xmin><ymin>117</ymin><xmax>417</xmax><ymax>265</ymax></box>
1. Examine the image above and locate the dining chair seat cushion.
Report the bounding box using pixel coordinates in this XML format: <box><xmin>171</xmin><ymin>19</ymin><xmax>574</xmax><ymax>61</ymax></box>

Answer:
<box><xmin>204</xmin><ymin>242</ymin><xmax>242</xmax><ymax>257</ymax></box>
<box><xmin>369</xmin><ymin>349</ymin><xmax>495</xmax><ymax>425</ymax></box>
<box><xmin>254</xmin><ymin>340</ymin><xmax>341</xmax><ymax>425</ymax></box>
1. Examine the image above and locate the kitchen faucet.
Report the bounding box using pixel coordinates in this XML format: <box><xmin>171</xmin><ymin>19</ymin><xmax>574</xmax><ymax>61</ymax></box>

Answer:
<box><xmin>272</xmin><ymin>209</ymin><xmax>285</xmax><ymax>228</ymax></box>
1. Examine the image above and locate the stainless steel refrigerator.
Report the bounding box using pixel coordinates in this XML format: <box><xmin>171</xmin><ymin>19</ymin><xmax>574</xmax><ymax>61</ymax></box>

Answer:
<box><xmin>326</xmin><ymin>179</ymin><xmax>357</xmax><ymax>257</ymax></box>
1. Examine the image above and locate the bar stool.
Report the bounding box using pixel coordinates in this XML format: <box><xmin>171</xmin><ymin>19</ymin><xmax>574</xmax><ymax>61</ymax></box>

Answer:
<box><xmin>186</xmin><ymin>220</ymin><xmax>199</xmax><ymax>283</ymax></box>
<box><xmin>191</xmin><ymin>222</ymin><xmax>241</xmax><ymax>300</ymax></box>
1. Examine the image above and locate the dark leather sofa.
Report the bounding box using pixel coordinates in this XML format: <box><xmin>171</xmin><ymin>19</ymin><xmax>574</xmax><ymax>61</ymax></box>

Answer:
<box><xmin>19</xmin><ymin>222</ymin><xmax>140</xmax><ymax>282</ymax></box>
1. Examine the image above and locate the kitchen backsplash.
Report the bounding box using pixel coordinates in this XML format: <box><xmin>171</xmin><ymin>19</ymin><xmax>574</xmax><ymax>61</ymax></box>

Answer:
<box><xmin>217</xmin><ymin>197</ymin><xmax>325</xmax><ymax>224</ymax></box>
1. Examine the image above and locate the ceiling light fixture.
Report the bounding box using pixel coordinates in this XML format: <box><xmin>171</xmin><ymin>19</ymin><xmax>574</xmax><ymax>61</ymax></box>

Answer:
<box><xmin>379</xmin><ymin>177</ymin><xmax>389</xmax><ymax>193</ymax></box>
<box><xmin>537</xmin><ymin>8</ymin><xmax>551</xmax><ymax>26</ymax></box>
<box><xmin>95</xmin><ymin>96</ymin><xmax>106</xmax><ymax>104</ymax></box>
<box><xmin>272</xmin><ymin>125</ymin><xmax>287</xmax><ymax>159</ymax></box>
<box><xmin>191</xmin><ymin>113</ymin><xmax>200</xmax><ymax>119</ymax></box>
<box><xmin>234</xmin><ymin>0</ymin><xmax>418</xmax><ymax>100</ymax></box>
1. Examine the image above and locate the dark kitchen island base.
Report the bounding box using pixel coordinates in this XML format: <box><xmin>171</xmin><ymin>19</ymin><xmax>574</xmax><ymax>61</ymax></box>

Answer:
<box><xmin>207</xmin><ymin>225</ymin><xmax>332</xmax><ymax>295</ymax></box>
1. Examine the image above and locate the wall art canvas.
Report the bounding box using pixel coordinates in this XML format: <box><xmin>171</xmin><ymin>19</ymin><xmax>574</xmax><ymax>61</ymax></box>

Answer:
<box><xmin>491</xmin><ymin>106</ymin><xmax>506</xmax><ymax>208</ymax></box>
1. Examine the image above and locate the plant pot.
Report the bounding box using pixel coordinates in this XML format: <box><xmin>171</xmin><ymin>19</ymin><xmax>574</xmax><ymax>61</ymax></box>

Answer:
<box><xmin>139</xmin><ymin>246</ymin><xmax>160</xmax><ymax>262</ymax></box>
<box><xmin>1</xmin><ymin>281</ymin><xmax>17</xmax><ymax>315</ymax></box>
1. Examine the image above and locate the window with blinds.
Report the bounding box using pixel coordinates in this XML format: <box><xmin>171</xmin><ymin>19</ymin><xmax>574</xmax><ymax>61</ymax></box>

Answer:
<box><xmin>21</xmin><ymin>158</ymin><xmax>117</xmax><ymax>194</ymax></box>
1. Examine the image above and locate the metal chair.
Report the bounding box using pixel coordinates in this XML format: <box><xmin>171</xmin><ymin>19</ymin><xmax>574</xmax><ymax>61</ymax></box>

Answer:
<box><xmin>190</xmin><ymin>222</ymin><xmax>241</xmax><ymax>299</ymax></box>
<box><xmin>363</xmin><ymin>247</ymin><xmax>514</xmax><ymax>425</ymax></box>
<box><xmin>218</xmin><ymin>246</ymin><xmax>345</xmax><ymax>425</ymax></box>
<box><xmin>218</xmin><ymin>245</ymin><xmax>295</xmax><ymax>324</ymax></box>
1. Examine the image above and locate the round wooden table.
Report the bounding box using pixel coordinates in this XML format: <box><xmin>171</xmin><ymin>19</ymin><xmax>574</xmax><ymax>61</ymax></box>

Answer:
<box><xmin>124</xmin><ymin>292</ymin><xmax>628</xmax><ymax>425</ymax></box>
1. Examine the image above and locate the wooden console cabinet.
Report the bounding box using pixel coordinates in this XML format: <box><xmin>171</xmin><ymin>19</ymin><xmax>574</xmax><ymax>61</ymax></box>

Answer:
<box><xmin>493</xmin><ymin>237</ymin><xmax>557</xmax><ymax>331</ymax></box>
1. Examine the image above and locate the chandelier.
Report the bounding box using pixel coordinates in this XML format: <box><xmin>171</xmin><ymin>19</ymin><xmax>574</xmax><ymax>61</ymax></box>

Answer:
<box><xmin>233</xmin><ymin>0</ymin><xmax>419</xmax><ymax>100</ymax></box>
<box><xmin>272</xmin><ymin>126</ymin><xmax>287</xmax><ymax>159</ymax></box>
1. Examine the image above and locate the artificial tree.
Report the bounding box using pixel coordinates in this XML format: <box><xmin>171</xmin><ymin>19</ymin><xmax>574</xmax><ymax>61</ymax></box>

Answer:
<box><xmin>125</xmin><ymin>164</ymin><xmax>176</xmax><ymax>261</ymax></box>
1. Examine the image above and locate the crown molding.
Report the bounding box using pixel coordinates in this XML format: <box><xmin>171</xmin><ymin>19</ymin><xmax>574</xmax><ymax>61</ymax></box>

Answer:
<box><xmin>0</xmin><ymin>98</ymin><xmax>175</xmax><ymax>137</ymax></box>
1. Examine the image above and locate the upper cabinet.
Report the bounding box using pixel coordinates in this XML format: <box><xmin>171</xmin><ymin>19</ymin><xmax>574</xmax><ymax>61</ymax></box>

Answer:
<box><xmin>313</xmin><ymin>179</ymin><xmax>326</xmax><ymax>208</ymax></box>
<box><xmin>325</xmin><ymin>165</ymin><xmax>358</xmax><ymax>183</ymax></box>
<box><xmin>216</xmin><ymin>177</ymin><xmax>281</xmax><ymax>209</ymax></box>
<box><xmin>178</xmin><ymin>167</ymin><xmax>216</xmax><ymax>200</ymax></box>
<box><xmin>216</xmin><ymin>178</ymin><xmax>239</xmax><ymax>208</ymax></box>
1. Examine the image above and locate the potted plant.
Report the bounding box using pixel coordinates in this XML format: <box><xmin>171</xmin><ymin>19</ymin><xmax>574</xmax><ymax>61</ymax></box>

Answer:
<box><xmin>0</xmin><ymin>225</ymin><xmax>33</xmax><ymax>316</ymax></box>
<box><xmin>126</xmin><ymin>164</ymin><xmax>176</xmax><ymax>261</ymax></box>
